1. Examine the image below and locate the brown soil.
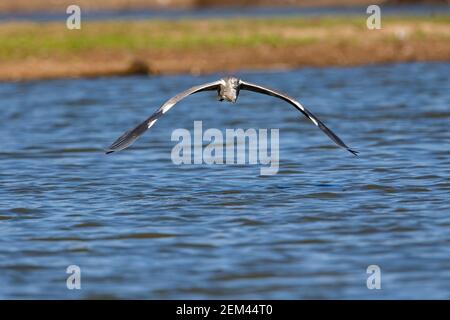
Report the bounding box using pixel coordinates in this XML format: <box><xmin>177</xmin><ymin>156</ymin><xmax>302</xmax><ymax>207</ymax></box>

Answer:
<box><xmin>1</xmin><ymin>40</ymin><xmax>449</xmax><ymax>81</ymax></box>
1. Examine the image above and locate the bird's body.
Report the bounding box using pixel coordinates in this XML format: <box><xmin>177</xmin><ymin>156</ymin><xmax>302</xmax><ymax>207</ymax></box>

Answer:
<box><xmin>218</xmin><ymin>76</ymin><xmax>240</xmax><ymax>102</ymax></box>
<box><xmin>106</xmin><ymin>77</ymin><xmax>357</xmax><ymax>155</ymax></box>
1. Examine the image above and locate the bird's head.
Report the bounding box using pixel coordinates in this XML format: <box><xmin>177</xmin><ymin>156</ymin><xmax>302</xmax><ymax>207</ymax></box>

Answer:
<box><xmin>226</xmin><ymin>76</ymin><xmax>240</xmax><ymax>88</ymax></box>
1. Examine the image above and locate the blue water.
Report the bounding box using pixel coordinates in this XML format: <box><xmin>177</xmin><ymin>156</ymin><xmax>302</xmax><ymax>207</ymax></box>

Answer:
<box><xmin>0</xmin><ymin>5</ymin><xmax>448</xmax><ymax>23</ymax></box>
<box><xmin>0</xmin><ymin>62</ymin><xmax>449</xmax><ymax>299</ymax></box>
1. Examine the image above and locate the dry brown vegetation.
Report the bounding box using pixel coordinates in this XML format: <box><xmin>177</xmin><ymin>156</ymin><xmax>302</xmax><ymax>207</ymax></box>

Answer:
<box><xmin>0</xmin><ymin>0</ymin><xmax>447</xmax><ymax>13</ymax></box>
<box><xmin>0</xmin><ymin>16</ymin><xmax>449</xmax><ymax>81</ymax></box>
<box><xmin>0</xmin><ymin>0</ymin><xmax>389</xmax><ymax>13</ymax></box>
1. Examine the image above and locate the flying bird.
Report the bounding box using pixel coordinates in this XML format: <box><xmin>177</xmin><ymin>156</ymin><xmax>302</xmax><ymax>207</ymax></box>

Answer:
<box><xmin>106</xmin><ymin>76</ymin><xmax>358</xmax><ymax>155</ymax></box>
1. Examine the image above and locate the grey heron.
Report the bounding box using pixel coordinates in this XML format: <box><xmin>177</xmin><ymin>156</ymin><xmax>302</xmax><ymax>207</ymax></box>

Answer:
<box><xmin>106</xmin><ymin>76</ymin><xmax>358</xmax><ymax>155</ymax></box>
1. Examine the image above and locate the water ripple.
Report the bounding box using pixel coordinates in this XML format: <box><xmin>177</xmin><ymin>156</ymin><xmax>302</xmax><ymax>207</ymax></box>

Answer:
<box><xmin>0</xmin><ymin>62</ymin><xmax>449</xmax><ymax>299</ymax></box>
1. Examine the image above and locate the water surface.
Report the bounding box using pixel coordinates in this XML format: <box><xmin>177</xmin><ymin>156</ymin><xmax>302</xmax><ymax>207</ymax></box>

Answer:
<box><xmin>0</xmin><ymin>62</ymin><xmax>449</xmax><ymax>299</ymax></box>
<box><xmin>1</xmin><ymin>5</ymin><xmax>448</xmax><ymax>23</ymax></box>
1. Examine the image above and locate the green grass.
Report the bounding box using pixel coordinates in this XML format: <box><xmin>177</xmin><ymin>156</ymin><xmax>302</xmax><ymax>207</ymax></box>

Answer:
<box><xmin>0</xmin><ymin>15</ymin><xmax>448</xmax><ymax>60</ymax></box>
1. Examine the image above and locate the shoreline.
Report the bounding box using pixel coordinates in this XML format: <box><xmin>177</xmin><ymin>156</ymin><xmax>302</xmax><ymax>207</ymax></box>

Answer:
<box><xmin>2</xmin><ymin>48</ymin><xmax>449</xmax><ymax>82</ymax></box>
<box><xmin>1</xmin><ymin>16</ymin><xmax>449</xmax><ymax>82</ymax></box>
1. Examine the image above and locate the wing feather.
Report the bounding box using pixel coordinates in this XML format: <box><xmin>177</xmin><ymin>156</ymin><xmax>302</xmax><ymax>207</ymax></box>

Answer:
<box><xmin>239</xmin><ymin>80</ymin><xmax>358</xmax><ymax>155</ymax></box>
<box><xmin>106</xmin><ymin>81</ymin><xmax>221</xmax><ymax>154</ymax></box>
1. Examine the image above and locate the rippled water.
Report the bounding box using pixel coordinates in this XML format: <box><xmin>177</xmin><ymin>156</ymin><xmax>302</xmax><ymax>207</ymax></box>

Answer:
<box><xmin>0</xmin><ymin>62</ymin><xmax>449</xmax><ymax>299</ymax></box>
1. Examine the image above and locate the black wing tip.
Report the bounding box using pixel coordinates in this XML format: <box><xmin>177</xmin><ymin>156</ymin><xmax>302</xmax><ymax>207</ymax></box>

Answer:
<box><xmin>348</xmin><ymin>148</ymin><xmax>359</xmax><ymax>156</ymax></box>
<box><xmin>105</xmin><ymin>149</ymin><xmax>115</xmax><ymax>155</ymax></box>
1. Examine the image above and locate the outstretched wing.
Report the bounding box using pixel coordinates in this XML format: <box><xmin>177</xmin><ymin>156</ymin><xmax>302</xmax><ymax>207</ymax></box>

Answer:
<box><xmin>239</xmin><ymin>80</ymin><xmax>358</xmax><ymax>155</ymax></box>
<box><xmin>106</xmin><ymin>80</ymin><xmax>222</xmax><ymax>154</ymax></box>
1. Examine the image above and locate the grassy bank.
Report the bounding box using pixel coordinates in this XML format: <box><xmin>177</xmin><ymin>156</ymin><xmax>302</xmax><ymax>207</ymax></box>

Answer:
<box><xmin>0</xmin><ymin>16</ymin><xmax>449</xmax><ymax>80</ymax></box>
